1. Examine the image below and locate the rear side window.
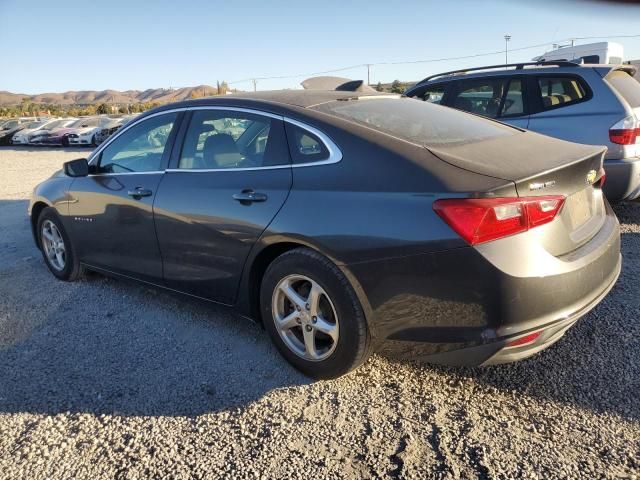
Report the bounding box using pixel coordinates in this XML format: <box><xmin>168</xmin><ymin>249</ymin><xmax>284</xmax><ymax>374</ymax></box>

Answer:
<box><xmin>178</xmin><ymin>110</ymin><xmax>289</xmax><ymax>169</ymax></box>
<box><xmin>314</xmin><ymin>97</ymin><xmax>517</xmax><ymax>147</ymax></box>
<box><xmin>537</xmin><ymin>76</ymin><xmax>587</xmax><ymax>110</ymax></box>
<box><xmin>284</xmin><ymin>123</ymin><xmax>329</xmax><ymax>164</ymax></box>
<box><xmin>448</xmin><ymin>77</ymin><xmax>524</xmax><ymax>119</ymax></box>
<box><xmin>606</xmin><ymin>70</ymin><xmax>640</xmax><ymax>108</ymax></box>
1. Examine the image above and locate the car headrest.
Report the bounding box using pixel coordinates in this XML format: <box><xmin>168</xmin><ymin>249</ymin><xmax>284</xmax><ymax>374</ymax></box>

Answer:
<box><xmin>203</xmin><ymin>133</ymin><xmax>242</xmax><ymax>168</ymax></box>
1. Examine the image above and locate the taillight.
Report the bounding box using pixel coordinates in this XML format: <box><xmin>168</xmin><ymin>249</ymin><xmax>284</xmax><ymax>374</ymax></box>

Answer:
<box><xmin>433</xmin><ymin>196</ymin><xmax>565</xmax><ymax>246</ymax></box>
<box><xmin>609</xmin><ymin>115</ymin><xmax>640</xmax><ymax>145</ymax></box>
<box><xmin>506</xmin><ymin>331</ymin><xmax>542</xmax><ymax>348</ymax></box>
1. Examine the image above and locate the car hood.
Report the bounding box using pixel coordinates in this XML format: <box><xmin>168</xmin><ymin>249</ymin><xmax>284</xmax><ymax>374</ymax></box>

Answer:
<box><xmin>0</xmin><ymin>127</ymin><xmax>23</xmax><ymax>137</ymax></box>
<box><xmin>30</xmin><ymin>129</ymin><xmax>52</xmax><ymax>136</ymax></box>
<box><xmin>70</xmin><ymin>127</ymin><xmax>98</xmax><ymax>135</ymax></box>
<box><xmin>14</xmin><ymin>128</ymin><xmax>38</xmax><ymax>136</ymax></box>
<box><xmin>47</xmin><ymin>127</ymin><xmax>75</xmax><ymax>135</ymax></box>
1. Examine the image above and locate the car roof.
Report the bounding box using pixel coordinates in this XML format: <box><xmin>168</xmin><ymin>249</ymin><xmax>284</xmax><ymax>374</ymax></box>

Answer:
<box><xmin>151</xmin><ymin>90</ymin><xmax>394</xmax><ymax>112</ymax></box>
<box><xmin>410</xmin><ymin>62</ymin><xmax>637</xmax><ymax>89</ymax></box>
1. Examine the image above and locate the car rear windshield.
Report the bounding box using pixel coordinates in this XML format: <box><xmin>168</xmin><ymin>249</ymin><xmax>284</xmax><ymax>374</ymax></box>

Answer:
<box><xmin>606</xmin><ymin>70</ymin><xmax>640</xmax><ymax>107</ymax></box>
<box><xmin>313</xmin><ymin>97</ymin><xmax>519</xmax><ymax>147</ymax></box>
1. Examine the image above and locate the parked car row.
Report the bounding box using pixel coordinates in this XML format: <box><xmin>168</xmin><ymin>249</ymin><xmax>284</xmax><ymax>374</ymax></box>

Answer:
<box><xmin>0</xmin><ymin>114</ymin><xmax>138</xmax><ymax>147</ymax></box>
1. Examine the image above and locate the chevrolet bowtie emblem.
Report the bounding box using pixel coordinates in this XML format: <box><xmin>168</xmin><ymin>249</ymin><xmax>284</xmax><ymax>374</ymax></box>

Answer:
<box><xmin>586</xmin><ymin>170</ymin><xmax>597</xmax><ymax>185</ymax></box>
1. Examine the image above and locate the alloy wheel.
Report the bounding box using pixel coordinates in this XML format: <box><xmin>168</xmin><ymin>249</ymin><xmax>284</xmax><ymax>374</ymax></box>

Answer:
<box><xmin>272</xmin><ymin>274</ymin><xmax>339</xmax><ymax>361</ymax></box>
<box><xmin>41</xmin><ymin>220</ymin><xmax>66</xmax><ymax>271</ymax></box>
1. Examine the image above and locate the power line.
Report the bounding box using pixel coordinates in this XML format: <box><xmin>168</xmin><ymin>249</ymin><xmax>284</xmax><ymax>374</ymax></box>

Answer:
<box><xmin>226</xmin><ymin>34</ymin><xmax>640</xmax><ymax>86</ymax></box>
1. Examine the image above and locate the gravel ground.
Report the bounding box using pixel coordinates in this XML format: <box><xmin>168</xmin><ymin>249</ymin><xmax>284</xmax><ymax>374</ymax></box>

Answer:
<box><xmin>0</xmin><ymin>146</ymin><xmax>638</xmax><ymax>479</ymax></box>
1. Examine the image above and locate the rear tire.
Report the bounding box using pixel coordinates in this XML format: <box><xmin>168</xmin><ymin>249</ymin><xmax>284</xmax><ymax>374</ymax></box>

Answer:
<box><xmin>260</xmin><ymin>247</ymin><xmax>372</xmax><ymax>379</ymax></box>
<box><xmin>37</xmin><ymin>207</ymin><xmax>84</xmax><ymax>281</ymax></box>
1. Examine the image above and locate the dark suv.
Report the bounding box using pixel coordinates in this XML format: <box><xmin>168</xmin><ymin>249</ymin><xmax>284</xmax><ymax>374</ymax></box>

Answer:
<box><xmin>405</xmin><ymin>61</ymin><xmax>640</xmax><ymax>202</ymax></box>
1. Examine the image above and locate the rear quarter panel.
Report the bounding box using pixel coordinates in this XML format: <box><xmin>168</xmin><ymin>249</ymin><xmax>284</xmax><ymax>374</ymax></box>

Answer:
<box><xmin>262</xmin><ymin>114</ymin><xmax>517</xmax><ymax>264</ymax></box>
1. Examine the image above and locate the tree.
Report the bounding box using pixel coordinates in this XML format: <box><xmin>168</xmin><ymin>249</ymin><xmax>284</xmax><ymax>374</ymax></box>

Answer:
<box><xmin>390</xmin><ymin>80</ymin><xmax>405</xmax><ymax>94</ymax></box>
<box><xmin>96</xmin><ymin>103</ymin><xmax>110</xmax><ymax>115</ymax></box>
<box><xmin>375</xmin><ymin>82</ymin><xmax>383</xmax><ymax>92</ymax></box>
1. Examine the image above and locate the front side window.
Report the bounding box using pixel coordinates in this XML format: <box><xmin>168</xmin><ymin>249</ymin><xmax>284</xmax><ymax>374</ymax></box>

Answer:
<box><xmin>97</xmin><ymin>113</ymin><xmax>177</xmax><ymax>173</ymax></box>
<box><xmin>537</xmin><ymin>76</ymin><xmax>587</xmax><ymax>110</ymax></box>
<box><xmin>178</xmin><ymin>110</ymin><xmax>288</xmax><ymax>169</ymax></box>
<box><xmin>449</xmin><ymin>78</ymin><xmax>509</xmax><ymax>118</ymax></box>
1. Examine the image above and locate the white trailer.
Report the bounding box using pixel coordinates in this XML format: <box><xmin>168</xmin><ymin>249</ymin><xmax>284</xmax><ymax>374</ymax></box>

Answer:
<box><xmin>533</xmin><ymin>42</ymin><xmax>624</xmax><ymax>65</ymax></box>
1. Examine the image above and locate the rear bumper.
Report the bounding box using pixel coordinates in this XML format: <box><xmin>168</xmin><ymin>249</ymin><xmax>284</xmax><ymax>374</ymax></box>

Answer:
<box><xmin>349</xmin><ymin>202</ymin><xmax>621</xmax><ymax>366</ymax></box>
<box><xmin>603</xmin><ymin>157</ymin><xmax>640</xmax><ymax>201</ymax></box>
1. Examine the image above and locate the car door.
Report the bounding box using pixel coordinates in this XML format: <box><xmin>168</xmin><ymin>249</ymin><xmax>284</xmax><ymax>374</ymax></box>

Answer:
<box><xmin>68</xmin><ymin>111</ymin><xmax>182</xmax><ymax>281</ymax></box>
<box><xmin>153</xmin><ymin>108</ymin><xmax>292</xmax><ymax>304</ymax></box>
<box><xmin>445</xmin><ymin>76</ymin><xmax>530</xmax><ymax>128</ymax></box>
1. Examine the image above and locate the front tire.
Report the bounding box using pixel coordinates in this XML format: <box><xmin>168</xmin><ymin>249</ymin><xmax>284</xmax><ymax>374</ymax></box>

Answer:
<box><xmin>37</xmin><ymin>207</ymin><xmax>84</xmax><ymax>281</ymax></box>
<box><xmin>260</xmin><ymin>248</ymin><xmax>372</xmax><ymax>379</ymax></box>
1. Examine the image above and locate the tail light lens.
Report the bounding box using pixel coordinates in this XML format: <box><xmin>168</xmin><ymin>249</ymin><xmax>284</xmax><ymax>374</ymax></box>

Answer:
<box><xmin>433</xmin><ymin>196</ymin><xmax>565</xmax><ymax>246</ymax></box>
<box><xmin>506</xmin><ymin>331</ymin><xmax>542</xmax><ymax>348</ymax></box>
<box><xmin>609</xmin><ymin>115</ymin><xmax>640</xmax><ymax>145</ymax></box>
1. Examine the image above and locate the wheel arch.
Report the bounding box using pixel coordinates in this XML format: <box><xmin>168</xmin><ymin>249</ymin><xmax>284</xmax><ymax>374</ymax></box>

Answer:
<box><xmin>237</xmin><ymin>238</ymin><xmax>376</xmax><ymax>337</ymax></box>
<box><xmin>30</xmin><ymin>200</ymin><xmax>51</xmax><ymax>249</ymax></box>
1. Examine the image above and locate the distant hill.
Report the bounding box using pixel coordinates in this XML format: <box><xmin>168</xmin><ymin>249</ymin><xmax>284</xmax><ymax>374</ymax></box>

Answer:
<box><xmin>0</xmin><ymin>85</ymin><xmax>221</xmax><ymax>106</ymax></box>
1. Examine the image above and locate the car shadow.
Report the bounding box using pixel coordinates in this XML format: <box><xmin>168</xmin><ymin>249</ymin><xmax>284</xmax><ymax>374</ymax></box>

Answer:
<box><xmin>0</xmin><ymin>199</ymin><xmax>309</xmax><ymax>417</ymax></box>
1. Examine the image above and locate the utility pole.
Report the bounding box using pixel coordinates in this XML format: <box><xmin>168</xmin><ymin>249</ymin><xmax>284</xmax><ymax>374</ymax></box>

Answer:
<box><xmin>504</xmin><ymin>34</ymin><xmax>511</xmax><ymax>65</ymax></box>
<box><xmin>252</xmin><ymin>79</ymin><xmax>257</xmax><ymax>92</ymax></box>
<box><xmin>366</xmin><ymin>64</ymin><xmax>372</xmax><ymax>85</ymax></box>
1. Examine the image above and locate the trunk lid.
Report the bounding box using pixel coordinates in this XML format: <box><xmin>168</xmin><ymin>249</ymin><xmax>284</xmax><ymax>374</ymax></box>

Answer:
<box><xmin>428</xmin><ymin>131</ymin><xmax>607</xmax><ymax>255</ymax></box>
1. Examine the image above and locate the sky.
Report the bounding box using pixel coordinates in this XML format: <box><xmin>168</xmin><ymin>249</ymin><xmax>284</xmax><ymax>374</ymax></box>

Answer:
<box><xmin>1</xmin><ymin>0</ymin><xmax>640</xmax><ymax>94</ymax></box>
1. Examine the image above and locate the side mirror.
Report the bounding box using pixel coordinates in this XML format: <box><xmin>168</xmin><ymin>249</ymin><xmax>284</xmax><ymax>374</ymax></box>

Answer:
<box><xmin>63</xmin><ymin>158</ymin><xmax>89</xmax><ymax>177</ymax></box>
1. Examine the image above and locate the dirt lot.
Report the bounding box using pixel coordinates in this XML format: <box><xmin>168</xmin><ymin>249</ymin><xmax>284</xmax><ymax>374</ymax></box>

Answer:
<box><xmin>0</xmin><ymin>146</ymin><xmax>638</xmax><ymax>479</ymax></box>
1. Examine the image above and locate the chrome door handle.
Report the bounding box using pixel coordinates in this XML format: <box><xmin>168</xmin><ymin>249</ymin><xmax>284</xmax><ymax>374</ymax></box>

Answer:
<box><xmin>232</xmin><ymin>190</ymin><xmax>268</xmax><ymax>204</ymax></box>
<box><xmin>127</xmin><ymin>188</ymin><xmax>153</xmax><ymax>199</ymax></box>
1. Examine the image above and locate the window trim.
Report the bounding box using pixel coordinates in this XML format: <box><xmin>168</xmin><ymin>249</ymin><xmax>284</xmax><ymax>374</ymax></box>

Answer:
<box><xmin>165</xmin><ymin>107</ymin><xmax>342</xmax><ymax>173</ymax></box>
<box><xmin>90</xmin><ymin>105</ymin><xmax>342</xmax><ymax>174</ymax></box>
<box><xmin>87</xmin><ymin>108</ymin><xmax>184</xmax><ymax>174</ymax></box>
<box><xmin>530</xmin><ymin>73</ymin><xmax>593</xmax><ymax>114</ymax></box>
<box><xmin>91</xmin><ymin>111</ymin><xmax>182</xmax><ymax>176</ymax></box>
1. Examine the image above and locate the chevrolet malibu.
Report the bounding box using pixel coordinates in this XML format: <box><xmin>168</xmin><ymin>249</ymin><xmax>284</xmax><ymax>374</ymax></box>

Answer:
<box><xmin>29</xmin><ymin>91</ymin><xmax>621</xmax><ymax>378</ymax></box>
